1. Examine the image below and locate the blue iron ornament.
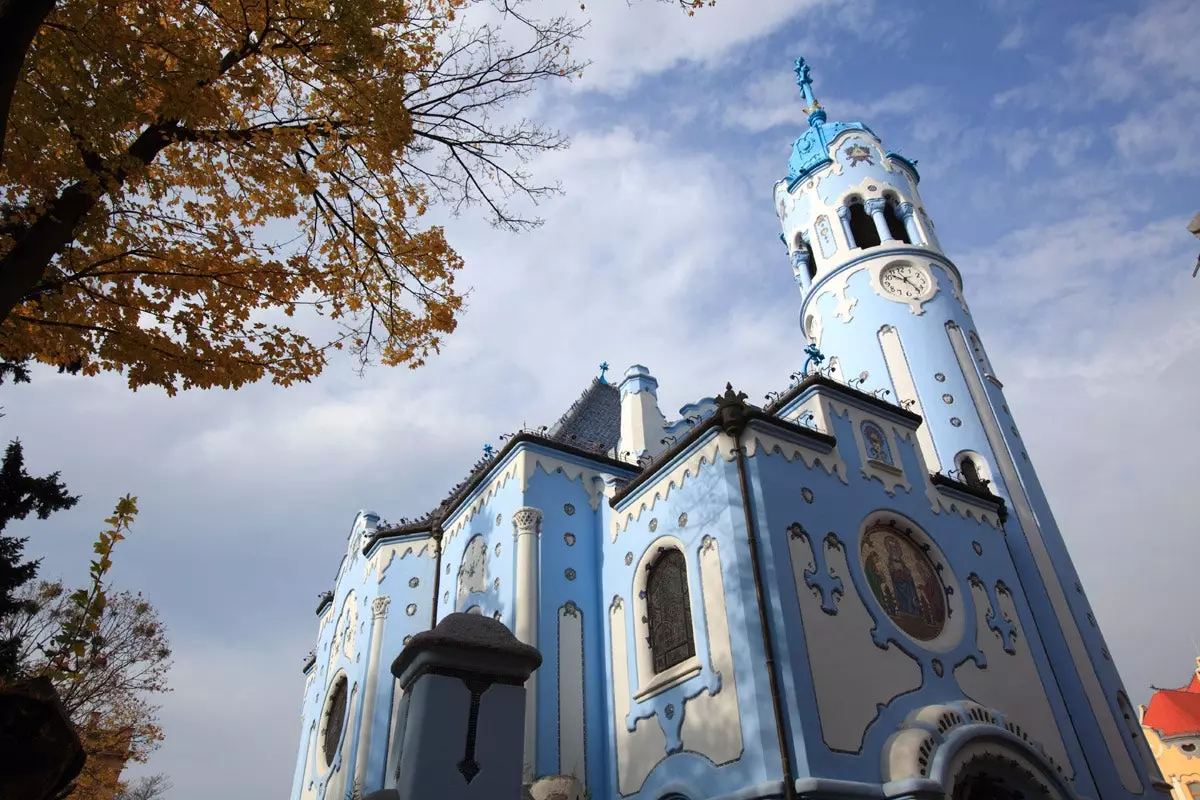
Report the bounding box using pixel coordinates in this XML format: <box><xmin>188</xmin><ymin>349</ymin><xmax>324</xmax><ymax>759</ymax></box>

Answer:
<box><xmin>801</xmin><ymin>343</ymin><xmax>825</xmax><ymax>377</ymax></box>
<box><xmin>598</xmin><ymin>361</ymin><xmax>610</xmax><ymax>384</ymax></box>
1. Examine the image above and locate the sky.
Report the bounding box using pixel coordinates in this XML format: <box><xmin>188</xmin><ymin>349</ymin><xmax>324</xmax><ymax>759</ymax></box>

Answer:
<box><xmin>6</xmin><ymin>0</ymin><xmax>1200</xmax><ymax>797</ymax></box>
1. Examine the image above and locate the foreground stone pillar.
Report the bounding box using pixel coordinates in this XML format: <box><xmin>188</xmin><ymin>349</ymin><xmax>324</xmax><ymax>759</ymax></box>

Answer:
<box><xmin>387</xmin><ymin>612</ymin><xmax>542</xmax><ymax>800</ymax></box>
<box><xmin>512</xmin><ymin>506</ymin><xmax>542</xmax><ymax>781</ymax></box>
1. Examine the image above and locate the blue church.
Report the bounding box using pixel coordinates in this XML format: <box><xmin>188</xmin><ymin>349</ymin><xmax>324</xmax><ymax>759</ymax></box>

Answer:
<box><xmin>290</xmin><ymin>60</ymin><xmax>1169</xmax><ymax>800</ymax></box>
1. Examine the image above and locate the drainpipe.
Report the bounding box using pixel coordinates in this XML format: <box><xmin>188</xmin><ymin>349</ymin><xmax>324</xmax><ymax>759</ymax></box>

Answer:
<box><xmin>716</xmin><ymin>385</ymin><xmax>797</xmax><ymax>800</ymax></box>
<box><xmin>429</xmin><ymin>525</ymin><xmax>443</xmax><ymax>629</ymax></box>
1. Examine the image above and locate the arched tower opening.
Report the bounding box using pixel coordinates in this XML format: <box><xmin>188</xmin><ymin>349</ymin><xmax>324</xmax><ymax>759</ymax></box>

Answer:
<box><xmin>884</xmin><ymin>196</ymin><xmax>911</xmax><ymax>244</ymax></box>
<box><xmin>847</xmin><ymin>198</ymin><xmax>880</xmax><ymax>249</ymax></box>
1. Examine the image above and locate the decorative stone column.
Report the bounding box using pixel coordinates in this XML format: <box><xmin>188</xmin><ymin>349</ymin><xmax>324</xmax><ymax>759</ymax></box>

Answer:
<box><xmin>512</xmin><ymin>506</ymin><xmax>543</xmax><ymax>782</ymax></box>
<box><xmin>789</xmin><ymin>245</ymin><xmax>813</xmax><ymax>293</ymax></box>
<box><xmin>865</xmin><ymin>197</ymin><xmax>894</xmax><ymax>242</ymax></box>
<box><xmin>836</xmin><ymin>204</ymin><xmax>855</xmax><ymax>249</ymax></box>
<box><xmin>353</xmin><ymin>595</ymin><xmax>391</xmax><ymax>790</ymax></box>
<box><xmin>386</xmin><ymin>613</ymin><xmax>542</xmax><ymax>800</ymax></box>
<box><xmin>897</xmin><ymin>201</ymin><xmax>922</xmax><ymax>245</ymax></box>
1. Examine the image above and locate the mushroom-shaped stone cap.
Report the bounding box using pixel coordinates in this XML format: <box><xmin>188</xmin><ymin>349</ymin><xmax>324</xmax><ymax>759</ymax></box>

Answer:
<box><xmin>391</xmin><ymin>613</ymin><xmax>542</xmax><ymax>690</ymax></box>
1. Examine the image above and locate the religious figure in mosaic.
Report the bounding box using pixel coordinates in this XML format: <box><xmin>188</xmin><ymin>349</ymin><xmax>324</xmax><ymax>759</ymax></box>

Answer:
<box><xmin>860</xmin><ymin>528</ymin><xmax>947</xmax><ymax>640</ymax></box>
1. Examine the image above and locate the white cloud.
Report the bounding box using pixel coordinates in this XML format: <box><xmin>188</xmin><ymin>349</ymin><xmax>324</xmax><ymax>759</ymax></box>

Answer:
<box><xmin>998</xmin><ymin>21</ymin><xmax>1027</xmax><ymax>50</ymax></box>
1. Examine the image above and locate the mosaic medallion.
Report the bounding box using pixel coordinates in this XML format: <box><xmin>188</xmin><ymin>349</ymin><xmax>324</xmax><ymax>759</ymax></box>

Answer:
<box><xmin>678</xmin><ymin>512</ymin><xmax>688</xmax><ymax>528</ymax></box>
<box><xmin>565</xmin><ymin>568</ymin><xmax>577</xmax><ymax>581</ymax></box>
<box><xmin>664</xmin><ymin>703</ymin><xmax>676</xmax><ymax>719</ymax></box>
<box><xmin>932</xmin><ymin>658</ymin><xmax>944</xmax><ymax>677</ymax></box>
<box><xmin>860</xmin><ymin>527</ymin><xmax>948</xmax><ymax>641</ymax></box>
<box><xmin>494</xmin><ymin>542</ymin><xmax>502</xmax><ymax>557</ymax></box>
<box><xmin>950</xmin><ymin>417</ymin><xmax>962</xmax><ymax>427</ymax></box>
<box><xmin>406</xmin><ymin>603</ymin><xmax>417</xmax><ymax>617</ymax></box>
<box><xmin>801</xmin><ymin>487</ymin><xmax>814</xmax><ymax>504</ymax></box>
<box><xmin>564</xmin><ymin>503</ymin><xmax>576</xmax><ymax>516</ymax></box>
<box><xmin>971</xmin><ymin>541</ymin><xmax>983</xmax><ymax>555</ymax></box>
<box><xmin>496</xmin><ymin>513</ymin><xmax>503</xmax><ymax>526</ymax></box>
<box><xmin>935</xmin><ymin>373</ymin><xmax>946</xmax><ymax>382</ymax></box>
<box><xmin>648</xmin><ymin>518</ymin><xmax>658</xmax><ymax>533</ymax></box>
<box><xmin>403</xmin><ymin>635</ymin><xmax>413</xmax><ymax>645</ymax></box>
<box><xmin>942</xmin><ymin>394</ymin><xmax>954</xmax><ymax>404</ymax></box>
<box><xmin>443</xmin><ymin>591</ymin><xmax>449</xmax><ymax>603</ymax></box>
<box><xmin>409</xmin><ymin>576</ymin><xmax>420</xmax><ymax>588</ymax></box>
<box><xmin>625</xmin><ymin>552</ymin><xmax>634</xmax><ymax>566</ymax></box>
<box><xmin>564</xmin><ymin>532</ymin><xmax>576</xmax><ymax>546</ymax></box>
<box><xmin>493</xmin><ymin>578</ymin><xmax>500</xmax><ymax>591</ymax></box>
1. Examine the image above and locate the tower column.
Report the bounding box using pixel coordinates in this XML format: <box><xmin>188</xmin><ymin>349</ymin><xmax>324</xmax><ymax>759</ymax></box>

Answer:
<box><xmin>789</xmin><ymin>245</ymin><xmax>813</xmax><ymax>294</ymax></box>
<box><xmin>865</xmin><ymin>198</ymin><xmax>895</xmax><ymax>242</ymax></box>
<box><xmin>513</xmin><ymin>507</ymin><xmax>543</xmax><ymax>782</ymax></box>
<box><xmin>897</xmin><ymin>201</ymin><xmax>922</xmax><ymax>245</ymax></box>
<box><xmin>835</xmin><ymin>205</ymin><xmax>855</xmax><ymax>248</ymax></box>
<box><xmin>354</xmin><ymin>595</ymin><xmax>392</xmax><ymax>789</ymax></box>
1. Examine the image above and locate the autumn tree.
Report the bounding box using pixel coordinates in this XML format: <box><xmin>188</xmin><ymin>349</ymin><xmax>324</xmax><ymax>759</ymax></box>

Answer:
<box><xmin>116</xmin><ymin>774</ymin><xmax>172</xmax><ymax>800</ymax></box>
<box><xmin>0</xmin><ymin>0</ymin><xmax>585</xmax><ymax>394</ymax></box>
<box><xmin>3</xmin><ymin>577</ymin><xmax>171</xmax><ymax>798</ymax></box>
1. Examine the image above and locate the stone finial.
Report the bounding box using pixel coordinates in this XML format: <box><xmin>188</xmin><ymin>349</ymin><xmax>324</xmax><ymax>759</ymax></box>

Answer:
<box><xmin>529</xmin><ymin>775</ymin><xmax>585</xmax><ymax>800</ymax></box>
<box><xmin>391</xmin><ymin>612</ymin><xmax>543</xmax><ymax>690</ymax></box>
<box><xmin>715</xmin><ymin>383</ymin><xmax>750</xmax><ymax>438</ymax></box>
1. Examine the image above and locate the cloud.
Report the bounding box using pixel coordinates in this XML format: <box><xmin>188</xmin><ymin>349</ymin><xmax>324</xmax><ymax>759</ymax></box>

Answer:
<box><xmin>997</xmin><ymin>21</ymin><xmax>1027</xmax><ymax>50</ymax></box>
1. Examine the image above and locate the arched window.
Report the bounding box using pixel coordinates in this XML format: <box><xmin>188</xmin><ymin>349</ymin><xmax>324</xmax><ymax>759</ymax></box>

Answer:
<box><xmin>959</xmin><ymin>456</ymin><xmax>988</xmax><ymax>491</ymax></box>
<box><xmin>806</xmin><ymin>248</ymin><xmax>818</xmax><ymax>280</ymax></box>
<box><xmin>321</xmin><ymin>676</ymin><xmax>349</xmax><ymax>767</ymax></box>
<box><xmin>884</xmin><ymin>197</ymin><xmax>911</xmax><ymax>244</ymax></box>
<box><xmin>847</xmin><ymin>200</ymin><xmax>881</xmax><ymax>249</ymax></box>
<box><xmin>645</xmin><ymin>549</ymin><xmax>695</xmax><ymax>673</ymax></box>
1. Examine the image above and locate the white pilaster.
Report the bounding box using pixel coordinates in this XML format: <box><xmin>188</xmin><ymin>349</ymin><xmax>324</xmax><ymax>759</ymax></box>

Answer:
<box><xmin>353</xmin><ymin>595</ymin><xmax>391</xmax><ymax>788</ymax></box>
<box><xmin>513</xmin><ymin>506</ymin><xmax>543</xmax><ymax>781</ymax></box>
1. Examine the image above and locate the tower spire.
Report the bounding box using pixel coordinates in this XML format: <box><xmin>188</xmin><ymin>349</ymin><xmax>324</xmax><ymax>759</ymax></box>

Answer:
<box><xmin>793</xmin><ymin>57</ymin><xmax>826</xmax><ymax>126</ymax></box>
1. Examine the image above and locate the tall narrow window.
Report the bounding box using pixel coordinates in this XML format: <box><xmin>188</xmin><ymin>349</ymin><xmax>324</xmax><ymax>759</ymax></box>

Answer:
<box><xmin>848</xmin><ymin>200</ymin><xmax>880</xmax><ymax>249</ymax></box>
<box><xmin>806</xmin><ymin>248</ymin><xmax>818</xmax><ymax>280</ymax></box>
<box><xmin>884</xmin><ymin>199</ymin><xmax>911</xmax><ymax>243</ymax></box>
<box><xmin>645</xmin><ymin>549</ymin><xmax>695</xmax><ymax>673</ymax></box>
<box><xmin>959</xmin><ymin>456</ymin><xmax>988</xmax><ymax>491</ymax></box>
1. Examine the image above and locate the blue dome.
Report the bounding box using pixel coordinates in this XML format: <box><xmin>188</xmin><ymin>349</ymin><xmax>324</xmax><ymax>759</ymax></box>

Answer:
<box><xmin>787</xmin><ymin>110</ymin><xmax>877</xmax><ymax>185</ymax></box>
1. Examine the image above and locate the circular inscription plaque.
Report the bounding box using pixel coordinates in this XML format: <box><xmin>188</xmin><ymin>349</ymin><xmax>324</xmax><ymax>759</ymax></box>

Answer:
<box><xmin>860</xmin><ymin>526</ymin><xmax>947</xmax><ymax>641</ymax></box>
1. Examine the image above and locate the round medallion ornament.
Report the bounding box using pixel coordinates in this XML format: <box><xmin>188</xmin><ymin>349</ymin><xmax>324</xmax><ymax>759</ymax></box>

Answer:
<box><xmin>861</xmin><ymin>527</ymin><xmax>948</xmax><ymax>641</ymax></box>
<box><xmin>496</xmin><ymin>513</ymin><xmax>502</xmax><ymax>526</ymax></box>
<box><xmin>409</xmin><ymin>577</ymin><xmax>420</xmax><ymax>588</ymax></box>
<box><xmin>801</xmin><ymin>487</ymin><xmax>814</xmax><ymax>504</ymax></box>
<box><xmin>971</xmin><ymin>541</ymin><xmax>983</xmax><ymax>555</ymax></box>
<box><xmin>932</xmin><ymin>658</ymin><xmax>944</xmax><ymax>677</ymax></box>
<box><xmin>565</xmin><ymin>568</ymin><xmax>577</xmax><ymax>581</ymax></box>
<box><xmin>494</xmin><ymin>542</ymin><xmax>502</xmax><ymax>557</ymax></box>
<box><xmin>406</xmin><ymin>603</ymin><xmax>417</xmax><ymax>616</ymax></box>
<box><xmin>564</xmin><ymin>532</ymin><xmax>576</xmax><ymax>546</ymax></box>
<box><xmin>493</xmin><ymin>578</ymin><xmax>500</xmax><ymax>591</ymax></box>
<box><xmin>935</xmin><ymin>372</ymin><xmax>946</xmax><ymax>382</ymax></box>
<box><xmin>403</xmin><ymin>634</ymin><xmax>413</xmax><ymax>645</ymax></box>
<box><xmin>648</xmin><ymin>518</ymin><xmax>658</xmax><ymax>532</ymax></box>
<box><xmin>625</xmin><ymin>552</ymin><xmax>634</xmax><ymax>566</ymax></box>
<box><xmin>942</xmin><ymin>394</ymin><xmax>953</xmax><ymax>404</ymax></box>
<box><xmin>950</xmin><ymin>417</ymin><xmax>962</xmax><ymax>427</ymax></box>
<box><xmin>564</xmin><ymin>503</ymin><xmax>576</xmax><ymax>516</ymax></box>
<box><xmin>678</xmin><ymin>512</ymin><xmax>688</xmax><ymax>528</ymax></box>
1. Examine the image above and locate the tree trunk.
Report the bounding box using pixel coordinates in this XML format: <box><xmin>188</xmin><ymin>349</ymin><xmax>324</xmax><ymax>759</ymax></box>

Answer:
<box><xmin>0</xmin><ymin>0</ymin><xmax>57</xmax><ymax>166</ymax></box>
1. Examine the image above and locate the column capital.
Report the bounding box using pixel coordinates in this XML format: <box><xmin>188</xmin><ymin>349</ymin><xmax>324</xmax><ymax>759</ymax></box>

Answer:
<box><xmin>836</xmin><ymin>204</ymin><xmax>851</xmax><ymax>220</ymax></box>
<box><xmin>897</xmin><ymin>201</ymin><xmax>916</xmax><ymax>219</ymax></box>
<box><xmin>511</xmin><ymin>507</ymin><xmax>543</xmax><ymax>539</ymax></box>
<box><xmin>864</xmin><ymin>197</ymin><xmax>888</xmax><ymax>215</ymax></box>
<box><xmin>372</xmin><ymin>595</ymin><xmax>392</xmax><ymax>619</ymax></box>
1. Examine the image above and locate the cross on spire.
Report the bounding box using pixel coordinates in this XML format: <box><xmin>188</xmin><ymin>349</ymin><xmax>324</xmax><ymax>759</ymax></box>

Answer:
<box><xmin>598</xmin><ymin>361</ymin><xmax>610</xmax><ymax>383</ymax></box>
<box><xmin>793</xmin><ymin>57</ymin><xmax>821</xmax><ymax>112</ymax></box>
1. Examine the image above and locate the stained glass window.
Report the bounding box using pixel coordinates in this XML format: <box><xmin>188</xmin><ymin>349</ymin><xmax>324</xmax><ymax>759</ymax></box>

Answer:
<box><xmin>322</xmin><ymin>678</ymin><xmax>348</xmax><ymax>765</ymax></box>
<box><xmin>959</xmin><ymin>456</ymin><xmax>987</xmax><ymax>491</ymax></box>
<box><xmin>646</xmin><ymin>549</ymin><xmax>695</xmax><ymax>673</ymax></box>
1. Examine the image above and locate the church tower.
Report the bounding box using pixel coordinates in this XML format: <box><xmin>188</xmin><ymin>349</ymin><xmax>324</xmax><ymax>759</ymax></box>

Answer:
<box><xmin>773</xmin><ymin>58</ymin><xmax>1162</xmax><ymax>799</ymax></box>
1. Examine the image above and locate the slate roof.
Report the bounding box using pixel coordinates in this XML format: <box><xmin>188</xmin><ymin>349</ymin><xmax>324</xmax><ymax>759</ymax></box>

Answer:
<box><xmin>547</xmin><ymin>378</ymin><xmax>621</xmax><ymax>453</ymax></box>
<box><xmin>372</xmin><ymin>377</ymin><xmax>623</xmax><ymax>539</ymax></box>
